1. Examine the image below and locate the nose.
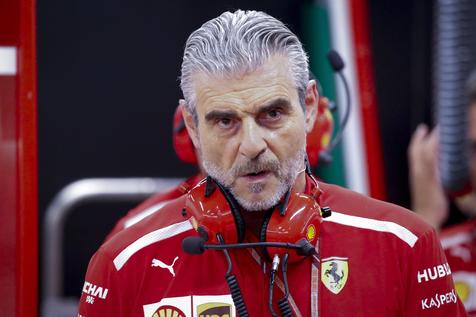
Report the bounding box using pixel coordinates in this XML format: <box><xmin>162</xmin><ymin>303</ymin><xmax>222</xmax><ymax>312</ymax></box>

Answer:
<box><xmin>239</xmin><ymin>119</ymin><xmax>267</xmax><ymax>160</ymax></box>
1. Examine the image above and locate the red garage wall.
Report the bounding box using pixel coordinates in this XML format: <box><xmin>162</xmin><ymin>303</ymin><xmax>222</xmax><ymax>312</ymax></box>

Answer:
<box><xmin>0</xmin><ymin>0</ymin><xmax>38</xmax><ymax>315</ymax></box>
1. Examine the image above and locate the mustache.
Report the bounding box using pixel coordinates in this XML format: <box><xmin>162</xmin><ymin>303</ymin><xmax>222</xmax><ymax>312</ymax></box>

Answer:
<box><xmin>231</xmin><ymin>158</ymin><xmax>281</xmax><ymax>177</ymax></box>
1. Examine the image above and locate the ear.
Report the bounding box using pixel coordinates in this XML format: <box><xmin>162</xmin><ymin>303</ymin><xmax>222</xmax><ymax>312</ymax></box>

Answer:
<box><xmin>304</xmin><ymin>80</ymin><xmax>319</xmax><ymax>134</ymax></box>
<box><xmin>180</xmin><ymin>99</ymin><xmax>200</xmax><ymax>149</ymax></box>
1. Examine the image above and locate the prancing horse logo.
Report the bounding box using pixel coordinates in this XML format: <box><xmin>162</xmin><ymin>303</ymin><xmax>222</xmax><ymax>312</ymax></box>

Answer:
<box><xmin>321</xmin><ymin>257</ymin><xmax>349</xmax><ymax>294</ymax></box>
<box><xmin>151</xmin><ymin>256</ymin><xmax>179</xmax><ymax>277</ymax></box>
<box><xmin>325</xmin><ymin>262</ymin><xmax>345</xmax><ymax>286</ymax></box>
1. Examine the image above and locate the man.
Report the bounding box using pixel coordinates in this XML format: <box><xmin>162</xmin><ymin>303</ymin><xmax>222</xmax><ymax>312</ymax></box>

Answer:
<box><xmin>79</xmin><ymin>10</ymin><xmax>466</xmax><ymax>316</ymax></box>
<box><xmin>409</xmin><ymin>70</ymin><xmax>476</xmax><ymax>315</ymax></box>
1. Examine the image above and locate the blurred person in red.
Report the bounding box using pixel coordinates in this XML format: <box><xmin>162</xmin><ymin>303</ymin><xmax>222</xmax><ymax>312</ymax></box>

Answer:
<box><xmin>409</xmin><ymin>70</ymin><xmax>476</xmax><ymax>314</ymax></box>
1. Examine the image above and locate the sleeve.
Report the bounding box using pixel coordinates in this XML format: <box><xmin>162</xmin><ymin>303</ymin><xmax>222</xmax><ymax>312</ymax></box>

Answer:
<box><xmin>403</xmin><ymin>228</ymin><xmax>468</xmax><ymax>316</ymax></box>
<box><xmin>77</xmin><ymin>249</ymin><xmax>129</xmax><ymax>317</ymax></box>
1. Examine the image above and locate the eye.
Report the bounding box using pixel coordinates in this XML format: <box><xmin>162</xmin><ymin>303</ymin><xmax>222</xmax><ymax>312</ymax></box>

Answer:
<box><xmin>216</xmin><ymin>117</ymin><xmax>234</xmax><ymax>129</ymax></box>
<box><xmin>267</xmin><ymin>109</ymin><xmax>282</xmax><ymax>120</ymax></box>
<box><xmin>260</xmin><ymin>108</ymin><xmax>283</xmax><ymax>123</ymax></box>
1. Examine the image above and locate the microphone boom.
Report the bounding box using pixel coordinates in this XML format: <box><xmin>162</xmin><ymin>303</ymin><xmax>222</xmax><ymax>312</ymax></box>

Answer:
<box><xmin>182</xmin><ymin>236</ymin><xmax>315</xmax><ymax>256</ymax></box>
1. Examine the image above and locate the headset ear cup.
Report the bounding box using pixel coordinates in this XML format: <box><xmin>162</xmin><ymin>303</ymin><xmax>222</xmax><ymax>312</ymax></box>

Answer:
<box><xmin>306</xmin><ymin>97</ymin><xmax>334</xmax><ymax>168</ymax></box>
<box><xmin>173</xmin><ymin>104</ymin><xmax>198</xmax><ymax>165</ymax></box>
<box><xmin>185</xmin><ymin>178</ymin><xmax>240</xmax><ymax>244</ymax></box>
<box><xmin>265</xmin><ymin>193</ymin><xmax>322</xmax><ymax>261</ymax></box>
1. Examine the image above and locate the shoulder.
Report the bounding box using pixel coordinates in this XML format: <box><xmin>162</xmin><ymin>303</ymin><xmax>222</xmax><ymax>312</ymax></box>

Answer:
<box><xmin>105</xmin><ymin>174</ymin><xmax>203</xmax><ymax>240</ymax></box>
<box><xmin>318</xmin><ymin>182</ymin><xmax>434</xmax><ymax>248</ymax></box>
<box><xmin>79</xmin><ymin>195</ymin><xmax>196</xmax><ymax>313</ymax></box>
<box><xmin>98</xmin><ymin>194</ymin><xmax>194</xmax><ymax>271</ymax></box>
<box><xmin>440</xmin><ymin>218</ymin><xmax>476</xmax><ymax>250</ymax></box>
<box><xmin>441</xmin><ymin>218</ymin><xmax>476</xmax><ymax>241</ymax></box>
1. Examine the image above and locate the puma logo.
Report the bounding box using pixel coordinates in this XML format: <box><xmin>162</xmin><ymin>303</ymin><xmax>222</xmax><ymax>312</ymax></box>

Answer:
<box><xmin>151</xmin><ymin>256</ymin><xmax>179</xmax><ymax>277</ymax></box>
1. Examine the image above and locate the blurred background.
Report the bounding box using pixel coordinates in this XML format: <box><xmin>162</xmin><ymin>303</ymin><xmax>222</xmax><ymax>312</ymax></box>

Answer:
<box><xmin>3</xmin><ymin>0</ymin><xmax>474</xmax><ymax>315</ymax></box>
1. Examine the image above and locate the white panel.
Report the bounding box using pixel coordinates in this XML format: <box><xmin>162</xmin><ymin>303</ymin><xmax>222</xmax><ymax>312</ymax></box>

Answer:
<box><xmin>323</xmin><ymin>211</ymin><xmax>418</xmax><ymax>247</ymax></box>
<box><xmin>113</xmin><ymin>219</ymin><xmax>193</xmax><ymax>270</ymax></box>
<box><xmin>0</xmin><ymin>47</ymin><xmax>17</xmax><ymax>75</ymax></box>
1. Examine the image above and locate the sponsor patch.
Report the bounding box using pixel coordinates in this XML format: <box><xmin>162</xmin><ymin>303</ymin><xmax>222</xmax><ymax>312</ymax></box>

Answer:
<box><xmin>197</xmin><ymin>302</ymin><xmax>231</xmax><ymax>317</ymax></box>
<box><xmin>321</xmin><ymin>257</ymin><xmax>348</xmax><ymax>295</ymax></box>
<box><xmin>421</xmin><ymin>289</ymin><xmax>458</xmax><ymax>310</ymax></box>
<box><xmin>306</xmin><ymin>224</ymin><xmax>316</xmax><ymax>241</ymax></box>
<box><xmin>452</xmin><ymin>271</ymin><xmax>476</xmax><ymax>311</ymax></box>
<box><xmin>455</xmin><ymin>281</ymin><xmax>470</xmax><ymax>302</ymax></box>
<box><xmin>143</xmin><ymin>295</ymin><xmax>235</xmax><ymax>317</ymax></box>
<box><xmin>193</xmin><ymin>295</ymin><xmax>235</xmax><ymax>317</ymax></box>
<box><xmin>152</xmin><ymin>305</ymin><xmax>186</xmax><ymax>317</ymax></box>
<box><xmin>143</xmin><ymin>296</ymin><xmax>191</xmax><ymax>317</ymax></box>
<box><xmin>417</xmin><ymin>263</ymin><xmax>451</xmax><ymax>283</ymax></box>
<box><xmin>82</xmin><ymin>281</ymin><xmax>108</xmax><ymax>305</ymax></box>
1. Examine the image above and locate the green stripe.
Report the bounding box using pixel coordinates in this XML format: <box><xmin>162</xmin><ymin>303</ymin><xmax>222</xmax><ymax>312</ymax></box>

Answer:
<box><xmin>301</xmin><ymin>3</ymin><xmax>347</xmax><ymax>187</ymax></box>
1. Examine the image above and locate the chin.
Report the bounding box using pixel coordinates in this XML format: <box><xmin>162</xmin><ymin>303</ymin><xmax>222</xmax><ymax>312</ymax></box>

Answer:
<box><xmin>231</xmin><ymin>183</ymin><xmax>288</xmax><ymax>212</ymax></box>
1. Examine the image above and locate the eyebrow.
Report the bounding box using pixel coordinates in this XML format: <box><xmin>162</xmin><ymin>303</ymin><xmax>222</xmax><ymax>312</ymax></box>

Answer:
<box><xmin>204</xmin><ymin>109</ymin><xmax>239</xmax><ymax>122</ymax></box>
<box><xmin>257</xmin><ymin>98</ymin><xmax>292</xmax><ymax>114</ymax></box>
<box><xmin>204</xmin><ymin>98</ymin><xmax>293</xmax><ymax>122</ymax></box>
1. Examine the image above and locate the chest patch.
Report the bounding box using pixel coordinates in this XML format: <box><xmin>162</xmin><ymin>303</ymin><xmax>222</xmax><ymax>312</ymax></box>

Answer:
<box><xmin>143</xmin><ymin>294</ymin><xmax>235</xmax><ymax>317</ymax></box>
<box><xmin>321</xmin><ymin>256</ymin><xmax>349</xmax><ymax>295</ymax></box>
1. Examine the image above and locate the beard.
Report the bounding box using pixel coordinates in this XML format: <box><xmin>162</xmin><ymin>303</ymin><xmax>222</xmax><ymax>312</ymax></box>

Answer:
<box><xmin>201</xmin><ymin>148</ymin><xmax>306</xmax><ymax>211</ymax></box>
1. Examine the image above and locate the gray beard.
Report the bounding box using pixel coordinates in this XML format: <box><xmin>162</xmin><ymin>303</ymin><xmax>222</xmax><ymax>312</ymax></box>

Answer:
<box><xmin>201</xmin><ymin>148</ymin><xmax>306</xmax><ymax>211</ymax></box>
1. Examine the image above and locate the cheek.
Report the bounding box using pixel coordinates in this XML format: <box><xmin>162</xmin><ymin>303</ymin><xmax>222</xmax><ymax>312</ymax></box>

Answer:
<box><xmin>199</xmin><ymin>132</ymin><xmax>237</xmax><ymax>168</ymax></box>
<box><xmin>269</xmin><ymin>122</ymin><xmax>307</xmax><ymax>156</ymax></box>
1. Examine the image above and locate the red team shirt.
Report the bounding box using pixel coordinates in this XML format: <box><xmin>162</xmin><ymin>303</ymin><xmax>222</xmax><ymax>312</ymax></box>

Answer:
<box><xmin>79</xmin><ymin>177</ymin><xmax>467</xmax><ymax>316</ymax></box>
<box><xmin>441</xmin><ymin>218</ymin><xmax>476</xmax><ymax>316</ymax></box>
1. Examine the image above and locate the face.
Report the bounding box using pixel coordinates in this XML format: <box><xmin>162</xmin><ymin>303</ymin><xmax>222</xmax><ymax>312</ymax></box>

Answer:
<box><xmin>184</xmin><ymin>55</ymin><xmax>317</xmax><ymax>211</ymax></box>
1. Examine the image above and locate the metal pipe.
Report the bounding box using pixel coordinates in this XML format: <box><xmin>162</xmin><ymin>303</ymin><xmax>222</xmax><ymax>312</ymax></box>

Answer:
<box><xmin>434</xmin><ymin>0</ymin><xmax>476</xmax><ymax>193</ymax></box>
<box><xmin>42</xmin><ymin>177</ymin><xmax>183</xmax><ymax>301</ymax></box>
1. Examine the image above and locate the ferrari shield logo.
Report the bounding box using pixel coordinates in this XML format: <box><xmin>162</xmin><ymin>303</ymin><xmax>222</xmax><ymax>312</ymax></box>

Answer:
<box><xmin>321</xmin><ymin>257</ymin><xmax>348</xmax><ymax>294</ymax></box>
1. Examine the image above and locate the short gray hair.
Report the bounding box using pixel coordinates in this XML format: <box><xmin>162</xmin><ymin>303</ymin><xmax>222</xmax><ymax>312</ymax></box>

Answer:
<box><xmin>180</xmin><ymin>10</ymin><xmax>309</xmax><ymax>120</ymax></box>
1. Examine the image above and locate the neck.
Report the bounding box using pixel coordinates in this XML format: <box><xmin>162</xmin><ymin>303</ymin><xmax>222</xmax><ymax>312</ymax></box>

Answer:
<box><xmin>293</xmin><ymin>169</ymin><xmax>307</xmax><ymax>193</ymax></box>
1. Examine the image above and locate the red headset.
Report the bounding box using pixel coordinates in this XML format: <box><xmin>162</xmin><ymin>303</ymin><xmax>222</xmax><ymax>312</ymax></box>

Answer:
<box><xmin>306</xmin><ymin>97</ymin><xmax>333</xmax><ymax>167</ymax></box>
<box><xmin>183</xmin><ymin>175</ymin><xmax>323</xmax><ymax>261</ymax></box>
<box><xmin>173</xmin><ymin>103</ymin><xmax>198</xmax><ymax>165</ymax></box>
<box><xmin>172</xmin><ymin>97</ymin><xmax>334</xmax><ymax>168</ymax></box>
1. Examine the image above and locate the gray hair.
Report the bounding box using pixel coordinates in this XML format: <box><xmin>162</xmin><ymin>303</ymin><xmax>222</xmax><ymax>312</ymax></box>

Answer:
<box><xmin>180</xmin><ymin>10</ymin><xmax>309</xmax><ymax>121</ymax></box>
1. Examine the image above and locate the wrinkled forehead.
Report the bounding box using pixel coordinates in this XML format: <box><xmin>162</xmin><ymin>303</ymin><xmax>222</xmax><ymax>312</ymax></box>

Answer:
<box><xmin>191</xmin><ymin>55</ymin><xmax>299</xmax><ymax>112</ymax></box>
<box><xmin>193</xmin><ymin>53</ymin><xmax>294</xmax><ymax>85</ymax></box>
